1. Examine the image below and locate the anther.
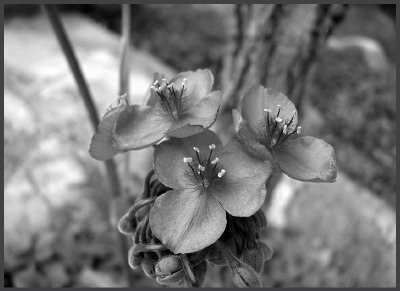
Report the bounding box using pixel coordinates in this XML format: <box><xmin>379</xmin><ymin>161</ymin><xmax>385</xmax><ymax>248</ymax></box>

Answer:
<box><xmin>209</xmin><ymin>144</ymin><xmax>216</xmax><ymax>150</ymax></box>
<box><xmin>193</xmin><ymin>147</ymin><xmax>200</xmax><ymax>153</ymax></box>
<box><xmin>218</xmin><ymin>169</ymin><xmax>226</xmax><ymax>178</ymax></box>
<box><xmin>167</xmin><ymin>83</ymin><xmax>174</xmax><ymax>89</ymax></box>
<box><xmin>275</xmin><ymin>117</ymin><xmax>283</xmax><ymax>123</ymax></box>
<box><xmin>183</xmin><ymin>157</ymin><xmax>192</xmax><ymax>163</ymax></box>
<box><xmin>150</xmin><ymin>85</ymin><xmax>158</xmax><ymax>91</ymax></box>
<box><xmin>153</xmin><ymin>80</ymin><xmax>159</xmax><ymax>86</ymax></box>
<box><xmin>296</xmin><ymin>126</ymin><xmax>301</xmax><ymax>134</ymax></box>
<box><xmin>182</xmin><ymin>78</ymin><xmax>187</xmax><ymax>86</ymax></box>
<box><xmin>211</xmin><ymin>158</ymin><xmax>219</xmax><ymax>165</ymax></box>
<box><xmin>263</xmin><ymin>108</ymin><xmax>271</xmax><ymax>112</ymax></box>
<box><xmin>198</xmin><ymin>165</ymin><xmax>205</xmax><ymax>172</ymax></box>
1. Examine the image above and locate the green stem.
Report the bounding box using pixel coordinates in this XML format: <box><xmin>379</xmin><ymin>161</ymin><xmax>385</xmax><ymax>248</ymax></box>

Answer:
<box><xmin>42</xmin><ymin>4</ymin><xmax>133</xmax><ymax>287</ymax></box>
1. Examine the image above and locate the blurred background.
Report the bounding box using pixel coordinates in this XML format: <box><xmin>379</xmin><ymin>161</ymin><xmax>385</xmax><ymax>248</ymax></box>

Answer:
<box><xmin>4</xmin><ymin>4</ymin><xmax>396</xmax><ymax>287</ymax></box>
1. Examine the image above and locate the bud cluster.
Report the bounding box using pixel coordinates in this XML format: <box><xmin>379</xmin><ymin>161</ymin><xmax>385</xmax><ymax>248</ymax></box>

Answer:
<box><xmin>118</xmin><ymin>170</ymin><xmax>273</xmax><ymax>287</ymax></box>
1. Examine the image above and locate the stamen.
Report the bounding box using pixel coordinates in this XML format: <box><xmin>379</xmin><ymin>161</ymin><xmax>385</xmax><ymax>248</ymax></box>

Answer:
<box><xmin>288</xmin><ymin>110</ymin><xmax>296</xmax><ymax>126</ymax></box>
<box><xmin>275</xmin><ymin>117</ymin><xmax>283</xmax><ymax>123</ymax></box>
<box><xmin>183</xmin><ymin>157</ymin><xmax>192</xmax><ymax>163</ymax></box>
<box><xmin>193</xmin><ymin>147</ymin><xmax>200</xmax><ymax>153</ymax></box>
<box><xmin>296</xmin><ymin>126</ymin><xmax>301</xmax><ymax>134</ymax></box>
<box><xmin>211</xmin><ymin>158</ymin><xmax>219</xmax><ymax>165</ymax></box>
<box><xmin>218</xmin><ymin>169</ymin><xmax>226</xmax><ymax>178</ymax></box>
<box><xmin>198</xmin><ymin>165</ymin><xmax>205</xmax><ymax>172</ymax></box>
<box><xmin>264</xmin><ymin>108</ymin><xmax>271</xmax><ymax>127</ymax></box>
<box><xmin>276</xmin><ymin>105</ymin><xmax>282</xmax><ymax>117</ymax></box>
<box><xmin>209</xmin><ymin>144</ymin><xmax>216</xmax><ymax>150</ymax></box>
<box><xmin>283</xmin><ymin>124</ymin><xmax>288</xmax><ymax>134</ymax></box>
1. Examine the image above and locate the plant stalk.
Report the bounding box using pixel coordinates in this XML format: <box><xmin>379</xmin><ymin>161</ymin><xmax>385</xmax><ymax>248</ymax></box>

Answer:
<box><xmin>119</xmin><ymin>4</ymin><xmax>133</xmax><ymax>197</ymax></box>
<box><xmin>42</xmin><ymin>4</ymin><xmax>133</xmax><ymax>286</ymax></box>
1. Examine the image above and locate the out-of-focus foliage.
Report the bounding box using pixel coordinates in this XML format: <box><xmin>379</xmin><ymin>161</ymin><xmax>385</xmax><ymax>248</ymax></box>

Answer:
<box><xmin>309</xmin><ymin>47</ymin><xmax>396</xmax><ymax>206</ymax></box>
<box><xmin>60</xmin><ymin>4</ymin><xmax>227</xmax><ymax>73</ymax></box>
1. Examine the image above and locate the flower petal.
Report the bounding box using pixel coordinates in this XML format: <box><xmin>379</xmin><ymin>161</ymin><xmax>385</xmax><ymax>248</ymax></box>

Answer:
<box><xmin>273</xmin><ymin>136</ymin><xmax>337</xmax><ymax>182</ymax></box>
<box><xmin>166</xmin><ymin>90</ymin><xmax>222</xmax><ymax>138</ymax></box>
<box><xmin>212</xmin><ymin>139</ymin><xmax>272</xmax><ymax>217</ymax></box>
<box><xmin>146</xmin><ymin>73</ymin><xmax>164</xmax><ymax>107</ymax></box>
<box><xmin>169</xmin><ymin>69</ymin><xmax>214</xmax><ymax>103</ymax></box>
<box><xmin>149</xmin><ymin>188</ymin><xmax>227</xmax><ymax>254</ymax></box>
<box><xmin>232</xmin><ymin>109</ymin><xmax>273</xmax><ymax>161</ymax></box>
<box><xmin>113</xmin><ymin>105</ymin><xmax>173</xmax><ymax>150</ymax></box>
<box><xmin>240</xmin><ymin>85</ymin><xmax>298</xmax><ymax>133</ymax></box>
<box><xmin>154</xmin><ymin>130</ymin><xmax>223</xmax><ymax>189</ymax></box>
<box><xmin>89</xmin><ymin>106</ymin><xmax>124</xmax><ymax>160</ymax></box>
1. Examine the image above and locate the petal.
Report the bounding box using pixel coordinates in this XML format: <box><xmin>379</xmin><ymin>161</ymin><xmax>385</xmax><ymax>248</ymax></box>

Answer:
<box><xmin>273</xmin><ymin>136</ymin><xmax>337</xmax><ymax>182</ymax></box>
<box><xmin>211</xmin><ymin>139</ymin><xmax>272</xmax><ymax>217</ymax></box>
<box><xmin>166</xmin><ymin>90</ymin><xmax>222</xmax><ymax>138</ymax></box>
<box><xmin>149</xmin><ymin>188</ymin><xmax>227</xmax><ymax>254</ymax></box>
<box><xmin>146</xmin><ymin>73</ymin><xmax>164</xmax><ymax>106</ymax></box>
<box><xmin>89</xmin><ymin>106</ymin><xmax>124</xmax><ymax>160</ymax></box>
<box><xmin>232</xmin><ymin>109</ymin><xmax>273</xmax><ymax>161</ymax></box>
<box><xmin>240</xmin><ymin>85</ymin><xmax>298</xmax><ymax>133</ymax></box>
<box><xmin>169</xmin><ymin>69</ymin><xmax>214</xmax><ymax>103</ymax></box>
<box><xmin>113</xmin><ymin>105</ymin><xmax>173</xmax><ymax>150</ymax></box>
<box><xmin>154</xmin><ymin>130</ymin><xmax>223</xmax><ymax>189</ymax></box>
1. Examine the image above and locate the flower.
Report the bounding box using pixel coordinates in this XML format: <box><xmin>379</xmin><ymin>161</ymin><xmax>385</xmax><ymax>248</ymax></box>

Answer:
<box><xmin>149</xmin><ymin>130</ymin><xmax>272</xmax><ymax>254</ymax></box>
<box><xmin>89</xmin><ymin>69</ymin><xmax>222</xmax><ymax>160</ymax></box>
<box><xmin>232</xmin><ymin>85</ymin><xmax>337</xmax><ymax>182</ymax></box>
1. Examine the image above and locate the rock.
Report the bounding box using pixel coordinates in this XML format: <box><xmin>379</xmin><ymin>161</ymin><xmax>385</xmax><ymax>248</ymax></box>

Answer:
<box><xmin>4</xmin><ymin>13</ymin><xmax>176</xmax><ymax>286</ymax></box>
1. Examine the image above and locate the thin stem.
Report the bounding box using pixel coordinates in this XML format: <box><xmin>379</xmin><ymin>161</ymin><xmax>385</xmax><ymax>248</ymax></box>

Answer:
<box><xmin>180</xmin><ymin>254</ymin><xmax>199</xmax><ymax>287</ymax></box>
<box><xmin>119</xmin><ymin>4</ymin><xmax>132</xmax><ymax>195</ymax></box>
<box><xmin>119</xmin><ymin>4</ymin><xmax>131</xmax><ymax>98</ymax></box>
<box><xmin>42</xmin><ymin>4</ymin><xmax>133</xmax><ymax>287</ymax></box>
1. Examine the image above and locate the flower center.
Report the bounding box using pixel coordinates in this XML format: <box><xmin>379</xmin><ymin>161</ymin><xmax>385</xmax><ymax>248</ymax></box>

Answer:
<box><xmin>183</xmin><ymin>144</ymin><xmax>225</xmax><ymax>190</ymax></box>
<box><xmin>259</xmin><ymin>105</ymin><xmax>301</xmax><ymax>148</ymax></box>
<box><xmin>151</xmin><ymin>78</ymin><xmax>188</xmax><ymax>119</ymax></box>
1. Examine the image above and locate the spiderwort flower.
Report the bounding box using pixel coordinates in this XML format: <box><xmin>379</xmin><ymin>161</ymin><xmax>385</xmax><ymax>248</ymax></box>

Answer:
<box><xmin>89</xmin><ymin>69</ymin><xmax>222</xmax><ymax>160</ymax></box>
<box><xmin>233</xmin><ymin>85</ymin><xmax>337</xmax><ymax>182</ymax></box>
<box><xmin>150</xmin><ymin>130</ymin><xmax>272</xmax><ymax>254</ymax></box>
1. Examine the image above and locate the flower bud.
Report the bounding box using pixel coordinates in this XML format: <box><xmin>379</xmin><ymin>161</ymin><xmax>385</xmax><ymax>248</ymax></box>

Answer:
<box><xmin>231</xmin><ymin>261</ymin><xmax>261</xmax><ymax>288</ymax></box>
<box><xmin>128</xmin><ymin>246</ymin><xmax>143</xmax><ymax>269</ymax></box>
<box><xmin>118</xmin><ymin>215</ymin><xmax>137</xmax><ymax>235</ymax></box>
<box><xmin>141</xmin><ymin>253</ymin><xmax>158</xmax><ymax>279</ymax></box>
<box><xmin>156</xmin><ymin>269</ymin><xmax>186</xmax><ymax>287</ymax></box>
<box><xmin>259</xmin><ymin>241</ymin><xmax>273</xmax><ymax>261</ymax></box>
<box><xmin>242</xmin><ymin>244</ymin><xmax>264</xmax><ymax>274</ymax></box>
<box><xmin>155</xmin><ymin>255</ymin><xmax>182</xmax><ymax>277</ymax></box>
<box><xmin>207</xmin><ymin>245</ymin><xmax>226</xmax><ymax>266</ymax></box>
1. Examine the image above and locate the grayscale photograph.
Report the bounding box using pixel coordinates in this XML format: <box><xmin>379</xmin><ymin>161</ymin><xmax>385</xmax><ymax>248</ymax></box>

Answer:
<box><xmin>3</xmin><ymin>3</ymin><xmax>396</xmax><ymax>288</ymax></box>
